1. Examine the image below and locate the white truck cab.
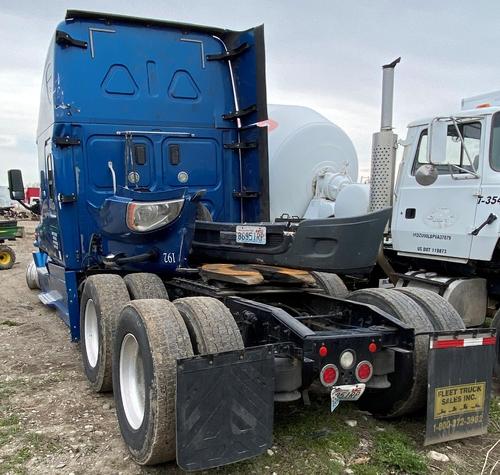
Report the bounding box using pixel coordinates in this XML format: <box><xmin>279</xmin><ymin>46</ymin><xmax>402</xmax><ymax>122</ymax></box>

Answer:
<box><xmin>392</xmin><ymin>94</ymin><xmax>500</xmax><ymax>264</ymax></box>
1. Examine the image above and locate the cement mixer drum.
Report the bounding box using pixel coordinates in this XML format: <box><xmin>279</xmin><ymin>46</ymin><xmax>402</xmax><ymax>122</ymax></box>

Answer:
<box><xmin>267</xmin><ymin>104</ymin><xmax>359</xmax><ymax>220</ymax></box>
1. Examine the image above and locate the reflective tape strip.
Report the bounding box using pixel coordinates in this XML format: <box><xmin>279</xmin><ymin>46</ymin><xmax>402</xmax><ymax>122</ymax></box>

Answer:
<box><xmin>430</xmin><ymin>336</ymin><xmax>496</xmax><ymax>349</ymax></box>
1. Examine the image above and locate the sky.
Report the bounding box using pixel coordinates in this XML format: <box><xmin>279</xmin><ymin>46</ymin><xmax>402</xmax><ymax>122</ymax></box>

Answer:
<box><xmin>0</xmin><ymin>0</ymin><xmax>499</xmax><ymax>185</ymax></box>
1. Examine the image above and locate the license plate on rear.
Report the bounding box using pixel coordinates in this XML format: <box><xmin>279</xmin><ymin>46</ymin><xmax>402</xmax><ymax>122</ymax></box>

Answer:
<box><xmin>331</xmin><ymin>383</ymin><xmax>366</xmax><ymax>412</ymax></box>
<box><xmin>236</xmin><ymin>225</ymin><xmax>266</xmax><ymax>245</ymax></box>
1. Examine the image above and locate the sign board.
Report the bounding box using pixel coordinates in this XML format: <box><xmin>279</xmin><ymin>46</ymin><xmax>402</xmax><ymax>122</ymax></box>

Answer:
<box><xmin>425</xmin><ymin>331</ymin><xmax>496</xmax><ymax>445</ymax></box>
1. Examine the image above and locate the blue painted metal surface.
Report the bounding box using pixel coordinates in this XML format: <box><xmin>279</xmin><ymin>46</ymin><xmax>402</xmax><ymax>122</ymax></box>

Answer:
<box><xmin>32</xmin><ymin>10</ymin><xmax>269</xmax><ymax>338</ymax></box>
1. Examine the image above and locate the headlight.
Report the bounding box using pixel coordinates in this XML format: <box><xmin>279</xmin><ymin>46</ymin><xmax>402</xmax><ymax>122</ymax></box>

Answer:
<box><xmin>126</xmin><ymin>199</ymin><xmax>184</xmax><ymax>232</ymax></box>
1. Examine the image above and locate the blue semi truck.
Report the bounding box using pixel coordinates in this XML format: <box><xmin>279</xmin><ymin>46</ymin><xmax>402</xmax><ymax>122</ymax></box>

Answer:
<box><xmin>7</xmin><ymin>10</ymin><xmax>497</xmax><ymax>471</ymax></box>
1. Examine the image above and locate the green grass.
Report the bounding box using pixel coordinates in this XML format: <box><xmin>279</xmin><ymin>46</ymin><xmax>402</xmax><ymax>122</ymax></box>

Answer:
<box><xmin>0</xmin><ymin>413</ymin><xmax>20</xmax><ymax>428</ymax></box>
<box><xmin>489</xmin><ymin>397</ymin><xmax>500</xmax><ymax>422</ymax></box>
<box><xmin>0</xmin><ymin>378</ymin><xmax>27</xmax><ymax>402</ymax></box>
<box><xmin>0</xmin><ymin>411</ymin><xmax>21</xmax><ymax>446</ymax></box>
<box><xmin>24</xmin><ymin>431</ymin><xmax>60</xmax><ymax>453</ymax></box>
<box><xmin>34</xmin><ymin>373</ymin><xmax>65</xmax><ymax>389</ymax></box>
<box><xmin>371</xmin><ymin>429</ymin><xmax>427</xmax><ymax>474</ymax></box>
<box><xmin>0</xmin><ymin>320</ymin><xmax>21</xmax><ymax>327</ymax></box>
<box><xmin>352</xmin><ymin>465</ymin><xmax>387</xmax><ymax>475</ymax></box>
<box><xmin>0</xmin><ymin>447</ymin><xmax>31</xmax><ymax>475</ymax></box>
<box><xmin>0</xmin><ymin>412</ymin><xmax>61</xmax><ymax>474</ymax></box>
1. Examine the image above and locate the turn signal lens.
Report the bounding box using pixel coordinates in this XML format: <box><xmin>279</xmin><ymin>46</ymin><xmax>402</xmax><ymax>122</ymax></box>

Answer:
<box><xmin>355</xmin><ymin>361</ymin><xmax>373</xmax><ymax>382</ymax></box>
<box><xmin>126</xmin><ymin>199</ymin><xmax>184</xmax><ymax>232</ymax></box>
<box><xmin>320</xmin><ymin>364</ymin><xmax>339</xmax><ymax>387</ymax></box>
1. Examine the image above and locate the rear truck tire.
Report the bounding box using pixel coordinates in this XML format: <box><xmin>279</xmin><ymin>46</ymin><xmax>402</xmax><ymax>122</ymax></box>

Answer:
<box><xmin>80</xmin><ymin>274</ymin><xmax>130</xmax><ymax>392</ymax></box>
<box><xmin>311</xmin><ymin>271</ymin><xmax>349</xmax><ymax>298</ymax></box>
<box><xmin>395</xmin><ymin>287</ymin><xmax>465</xmax><ymax>331</ymax></box>
<box><xmin>491</xmin><ymin>309</ymin><xmax>500</xmax><ymax>377</ymax></box>
<box><xmin>112</xmin><ymin>299</ymin><xmax>194</xmax><ymax>465</ymax></box>
<box><xmin>124</xmin><ymin>273</ymin><xmax>169</xmax><ymax>300</ymax></box>
<box><xmin>347</xmin><ymin>288</ymin><xmax>433</xmax><ymax>418</ymax></box>
<box><xmin>0</xmin><ymin>245</ymin><xmax>15</xmax><ymax>270</ymax></box>
<box><xmin>173</xmin><ymin>297</ymin><xmax>244</xmax><ymax>354</ymax></box>
<box><xmin>196</xmin><ymin>202</ymin><xmax>213</xmax><ymax>222</ymax></box>
<box><xmin>26</xmin><ymin>261</ymin><xmax>40</xmax><ymax>289</ymax></box>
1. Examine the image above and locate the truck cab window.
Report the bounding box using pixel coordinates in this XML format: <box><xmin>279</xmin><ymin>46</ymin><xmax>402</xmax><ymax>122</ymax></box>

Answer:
<box><xmin>413</xmin><ymin>121</ymin><xmax>481</xmax><ymax>174</ymax></box>
<box><xmin>490</xmin><ymin>112</ymin><xmax>500</xmax><ymax>171</ymax></box>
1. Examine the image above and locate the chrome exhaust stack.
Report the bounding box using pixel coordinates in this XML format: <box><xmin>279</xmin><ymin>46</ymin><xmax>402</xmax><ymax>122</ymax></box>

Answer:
<box><xmin>369</xmin><ymin>57</ymin><xmax>401</xmax><ymax>213</ymax></box>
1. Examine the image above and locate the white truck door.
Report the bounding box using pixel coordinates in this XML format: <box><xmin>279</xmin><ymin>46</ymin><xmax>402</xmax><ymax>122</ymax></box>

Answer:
<box><xmin>392</xmin><ymin>120</ymin><xmax>482</xmax><ymax>260</ymax></box>
<box><xmin>470</xmin><ymin>113</ymin><xmax>500</xmax><ymax>261</ymax></box>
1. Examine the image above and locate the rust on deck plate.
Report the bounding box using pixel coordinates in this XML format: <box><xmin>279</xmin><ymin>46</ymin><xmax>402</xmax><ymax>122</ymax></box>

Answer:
<box><xmin>200</xmin><ymin>263</ymin><xmax>264</xmax><ymax>285</ymax></box>
<box><xmin>200</xmin><ymin>263</ymin><xmax>315</xmax><ymax>286</ymax></box>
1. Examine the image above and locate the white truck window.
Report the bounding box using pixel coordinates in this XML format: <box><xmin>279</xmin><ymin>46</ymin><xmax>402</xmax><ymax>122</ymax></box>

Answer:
<box><xmin>413</xmin><ymin>122</ymin><xmax>481</xmax><ymax>174</ymax></box>
<box><xmin>490</xmin><ymin>112</ymin><xmax>500</xmax><ymax>171</ymax></box>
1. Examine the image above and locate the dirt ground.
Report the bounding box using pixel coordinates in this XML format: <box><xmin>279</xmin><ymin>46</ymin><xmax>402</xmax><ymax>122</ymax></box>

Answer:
<box><xmin>1</xmin><ymin>221</ymin><xmax>500</xmax><ymax>474</ymax></box>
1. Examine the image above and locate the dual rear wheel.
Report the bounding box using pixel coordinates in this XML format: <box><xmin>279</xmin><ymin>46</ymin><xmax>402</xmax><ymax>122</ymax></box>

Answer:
<box><xmin>79</xmin><ymin>273</ymin><xmax>243</xmax><ymax>465</ymax></box>
<box><xmin>348</xmin><ymin>287</ymin><xmax>464</xmax><ymax>418</ymax></box>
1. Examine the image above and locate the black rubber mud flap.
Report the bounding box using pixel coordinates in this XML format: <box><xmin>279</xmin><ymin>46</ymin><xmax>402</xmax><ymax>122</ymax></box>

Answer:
<box><xmin>176</xmin><ymin>345</ymin><xmax>274</xmax><ymax>471</ymax></box>
<box><xmin>425</xmin><ymin>329</ymin><xmax>496</xmax><ymax>445</ymax></box>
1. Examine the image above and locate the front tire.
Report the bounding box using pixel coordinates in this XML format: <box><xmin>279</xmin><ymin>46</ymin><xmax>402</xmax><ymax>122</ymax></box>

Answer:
<box><xmin>80</xmin><ymin>274</ymin><xmax>130</xmax><ymax>392</ymax></box>
<box><xmin>113</xmin><ymin>299</ymin><xmax>193</xmax><ymax>465</ymax></box>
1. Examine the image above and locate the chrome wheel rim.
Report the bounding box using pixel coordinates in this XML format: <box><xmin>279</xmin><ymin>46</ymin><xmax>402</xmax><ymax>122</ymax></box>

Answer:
<box><xmin>119</xmin><ymin>333</ymin><xmax>145</xmax><ymax>430</ymax></box>
<box><xmin>84</xmin><ymin>299</ymin><xmax>99</xmax><ymax>368</ymax></box>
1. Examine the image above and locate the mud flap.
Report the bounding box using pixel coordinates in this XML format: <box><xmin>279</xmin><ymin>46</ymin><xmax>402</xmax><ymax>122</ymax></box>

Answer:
<box><xmin>425</xmin><ymin>329</ymin><xmax>496</xmax><ymax>445</ymax></box>
<box><xmin>176</xmin><ymin>345</ymin><xmax>274</xmax><ymax>471</ymax></box>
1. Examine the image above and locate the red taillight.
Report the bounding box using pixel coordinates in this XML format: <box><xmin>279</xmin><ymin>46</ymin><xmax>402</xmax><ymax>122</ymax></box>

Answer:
<box><xmin>319</xmin><ymin>345</ymin><xmax>328</xmax><ymax>357</ymax></box>
<box><xmin>368</xmin><ymin>342</ymin><xmax>377</xmax><ymax>353</ymax></box>
<box><xmin>355</xmin><ymin>361</ymin><xmax>373</xmax><ymax>382</ymax></box>
<box><xmin>320</xmin><ymin>364</ymin><xmax>339</xmax><ymax>387</ymax></box>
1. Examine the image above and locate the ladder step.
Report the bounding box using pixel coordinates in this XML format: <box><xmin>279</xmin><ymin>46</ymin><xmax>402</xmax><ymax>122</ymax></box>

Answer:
<box><xmin>222</xmin><ymin>104</ymin><xmax>257</xmax><ymax>121</ymax></box>
<box><xmin>38</xmin><ymin>291</ymin><xmax>59</xmax><ymax>306</ymax></box>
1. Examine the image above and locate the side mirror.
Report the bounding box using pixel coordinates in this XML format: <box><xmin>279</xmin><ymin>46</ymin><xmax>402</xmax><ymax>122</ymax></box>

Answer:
<box><xmin>427</xmin><ymin>119</ymin><xmax>448</xmax><ymax>164</ymax></box>
<box><xmin>7</xmin><ymin>169</ymin><xmax>25</xmax><ymax>200</ymax></box>
<box><xmin>415</xmin><ymin>164</ymin><xmax>438</xmax><ymax>186</ymax></box>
